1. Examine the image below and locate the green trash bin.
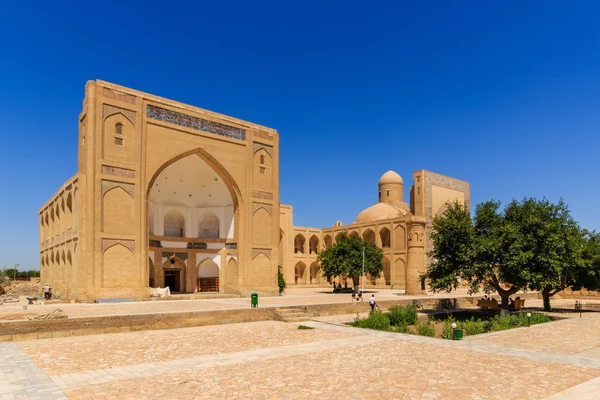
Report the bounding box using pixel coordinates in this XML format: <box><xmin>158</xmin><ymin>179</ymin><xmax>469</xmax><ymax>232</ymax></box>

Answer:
<box><xmin>453</xmin><ymin>329</ymin><xmax>464</xmax><ymax>340</ymax></box>
<box><xmin>251</xmin><ymin>293</ymin><xmax>258</xmax><ymax>308</ymax></box>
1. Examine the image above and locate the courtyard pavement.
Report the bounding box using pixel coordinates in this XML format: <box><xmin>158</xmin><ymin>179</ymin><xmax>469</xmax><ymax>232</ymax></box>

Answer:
<box><xmin>1</xmin><ymin>307</ymin><xmax>600</xmax><ymax>399</ymax></box>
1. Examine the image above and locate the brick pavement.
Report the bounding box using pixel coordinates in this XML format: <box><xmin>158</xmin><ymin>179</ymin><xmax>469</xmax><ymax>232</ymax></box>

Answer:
<box><xmin>3</xmin><ymin>313</ymin><xmax>600</xmax><ymax>399</ymax></box>
<box><xmin>468</xmin><ymin>313</ymin><xmax>600</xmax><ymax>355</ymax></box>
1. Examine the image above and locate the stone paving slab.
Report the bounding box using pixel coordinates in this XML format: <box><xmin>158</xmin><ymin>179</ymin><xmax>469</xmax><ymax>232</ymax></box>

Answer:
<box><xmin>51</xmin><ymin>334</ymin><xmax>386</xmax><ymax>390</ymax></box>
<box><xmin>0</xmin><ymin>343</ymin><xmax>66</xmax><ymax>400</ymax></box>
<box><xmin>543</xmin><ymin>376</ymin><xmax>600</xmax><ymax>399</ymax></box>
<box><xmin>62</xmin><ymin>336</ymin><xmax>598</xmax><ymax>399</ymax></box>
<box><xmin>18</xmin><ymin>321</ymin><xmax>356</xmax><ymax>375</ymax></box>
<box><xmin>305</xmin><ymin>321</ymin><xmax>600</xmax><ymax>369</ymax></box>
<box><xmin>468</xmin><ymin>313</ymin><xmax>600</xmax><ymax>355</ymax></box>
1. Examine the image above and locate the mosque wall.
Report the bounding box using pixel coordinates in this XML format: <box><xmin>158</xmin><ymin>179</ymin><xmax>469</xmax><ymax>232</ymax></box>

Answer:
<box><xmin>40</xmin><ymin>80</ymin><xmax>281</xmax><ymax>301</ymax></box>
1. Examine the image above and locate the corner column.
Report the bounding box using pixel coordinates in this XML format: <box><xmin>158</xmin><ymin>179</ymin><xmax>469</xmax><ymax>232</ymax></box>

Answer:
<box><xmin>405</xmin><ymin>218</ymin><xmax>427</xmax><ymax>295</ymax></box>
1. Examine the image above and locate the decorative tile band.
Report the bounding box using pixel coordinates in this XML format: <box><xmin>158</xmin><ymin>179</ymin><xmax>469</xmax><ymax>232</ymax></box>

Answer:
<box><xmin>187</xmin><ymin>242</ymin><xmax>208</xmax><ymax>249</ymax></box>
<box><xmin>252</xmin><ymin>190</ymin><xmax>273</xmax><ymax>200</ymax></box>
<box><xmin>102</xmin><ymin>165</ymin><xmax>135</xmax><ymax>178</ymax></box>
<box><xmin>147</xmin><ymin>105</ymin><xmax>246</xmax><ymax>141</ymax></box>
<box><xmin>162</xmin><ymin>252</ymin><xmax>188</xmax><ymax>261</ymax></box>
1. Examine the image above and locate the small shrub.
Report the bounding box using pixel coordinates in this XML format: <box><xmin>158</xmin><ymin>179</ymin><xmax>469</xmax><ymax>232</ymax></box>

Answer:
<box><xmin>489</xmin><ymin>314</ymin><xmax>520</xmax><ymax>331</ymax></box>
<box><xmin>297</xmin><ymin>325</ymin><xmax>314</xmax><ymax>330</ymax></box>
<box><xmin>415</xmin><ymin>319</ymin><xmax>435</xmax><ymax>337</ymax></box>
<box><xmin>395</xmin><ymin>323</ymin><xmax>410</xmax><ymax>333</ymax></box>
<box><xmin>462</xmin><ymin>317</ymin><xmax>486</xmax><ymax>335</ymax></box>
<box><xmin>441</xmin><ymin>317</ymin><xmax>457</xmax><ymax>340</ymax></box>
<box><xmin>517</xmin><ymin>311</ymin><xmax>552</xmax><ymax>326</ymax></box>
<box><xmin>353</xmin><ymin>311</ymin><xmax>391</xmax><ymax>331</ymax></box>
<box><xmin>388</xmin><ymin>305</ymin><xmax>418</xmax><ymax>326</ymax></box>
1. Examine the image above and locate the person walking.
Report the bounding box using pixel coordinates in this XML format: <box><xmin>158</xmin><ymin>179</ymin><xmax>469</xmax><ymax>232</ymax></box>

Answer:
<box><xmin>43</xmin><ymin>283</ymin><xmax>50</xmax><ymax>300</ymax></box>
<box><xmin>369</xmin><ymin>294</ymin><xmax>377</xmax><ymax>312</ymax></box>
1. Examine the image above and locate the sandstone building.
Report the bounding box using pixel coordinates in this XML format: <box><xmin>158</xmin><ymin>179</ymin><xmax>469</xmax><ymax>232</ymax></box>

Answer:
<box><xmin>39</xmin><ymin>81</ymin><xmax>469</xmax><ymax>301</ymax></box>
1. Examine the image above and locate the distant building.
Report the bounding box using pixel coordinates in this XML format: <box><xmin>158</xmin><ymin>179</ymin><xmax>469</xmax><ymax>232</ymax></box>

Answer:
<box><xmin>38</xmin><ymin>80</ymin><xmax>469</xmax><ymax>301</ymax></box>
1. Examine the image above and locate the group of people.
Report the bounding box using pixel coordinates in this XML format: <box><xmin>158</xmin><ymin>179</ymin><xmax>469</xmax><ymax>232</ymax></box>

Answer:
<box><xmin>332</xmin><ymin>281</ymin><xmax>349</xmax><ymax>292</ymax></box>
<box><xmin>480</xmin><ymin>294</ymin><xmax>522</xmax><ymax>310</ymax></box>
<box><xmin>331</xmin><ymin>281</ymin><xmax>379</xmax><ymax>312</ymax></box>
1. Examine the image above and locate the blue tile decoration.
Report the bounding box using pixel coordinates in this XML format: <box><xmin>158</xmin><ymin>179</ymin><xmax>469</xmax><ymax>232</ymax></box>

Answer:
<box><xmin>147</xmin><ymin>105</ymin><xmax>246</xmax><ymax>141</ymax></box>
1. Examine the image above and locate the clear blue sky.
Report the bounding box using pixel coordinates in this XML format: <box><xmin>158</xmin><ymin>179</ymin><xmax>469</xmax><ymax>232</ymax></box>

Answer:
<box><xmin>1</xmin><ymin>1</ymin><xmax>599</xmax><ymax>270</ymax></box>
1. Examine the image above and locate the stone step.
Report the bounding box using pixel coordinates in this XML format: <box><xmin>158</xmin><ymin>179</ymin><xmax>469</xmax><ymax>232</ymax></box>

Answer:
<box><xmin>282</xmin><ymin>311</ymin><xmax>313</xmax><ymax>317</ymax></box>
<box><xmin>275</xmin><ymin>308</ymin><xmax>304</xmax><ymax>314</ymax></box>
<box><xmin>274</xmin><ymin>307</ymin><xmax>314</xmax><ymax>322</ymax></box>
<box><xmin>283</xmin><ymin>316</ymin><xmax>314</xmax><ymax>322</ymax></box>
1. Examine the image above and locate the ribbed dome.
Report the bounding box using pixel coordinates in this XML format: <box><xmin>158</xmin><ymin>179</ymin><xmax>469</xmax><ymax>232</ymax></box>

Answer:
<box><xmin>356</xmin><ymin>202</ymin><xmax>407</xmax><ymax>223</ymax></box>
<box><xmin>378</xmin><ymin>170</ymin><xmax>403</xmax><ymax>185</ymax></box>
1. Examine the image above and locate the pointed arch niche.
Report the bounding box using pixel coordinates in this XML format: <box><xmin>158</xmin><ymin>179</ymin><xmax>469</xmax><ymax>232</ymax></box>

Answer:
<box><xmin>148</xmin><ymin>153</ymin><xmax>237</xmax><ymax>240</ymax></box>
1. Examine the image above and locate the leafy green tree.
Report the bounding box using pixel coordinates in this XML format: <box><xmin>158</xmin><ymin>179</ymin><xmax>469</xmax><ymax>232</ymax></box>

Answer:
<box><xmin>559</xmin><ymin>230</ymin><xmax>600</xmax><ymax>306</ymax></box>
<box><xmin>511</xmin><ymin>198</ymin><xmax>587</xmax><ymax>310</ymax></box>
<box><xmin>427</xmin><ymin>200</ymin><xmax>524</xmax><ymax>310</ymax></box>
<box><xmin>317</xmin><ymin>232</ymin><xmax>383</xmax><ymax>292</ymax></box>
<box><xmin>2</xmin><ymin>269</ymin><xmax>39</xmax><ymax>278</ymax></box>
<box><xmin>426</xmin><ymin>198</ymin><xmax>590</xmax><ymax>311</ymax></box>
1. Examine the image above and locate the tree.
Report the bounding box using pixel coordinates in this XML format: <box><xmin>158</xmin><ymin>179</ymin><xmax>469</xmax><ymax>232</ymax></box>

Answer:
<box><xmin>0</xmin><ymin>270</ymin><xmax>9</xmax><ymax>295</ymax></box>
<box><xmin>426</xmin><ymin>200</ymin><xmax>524</xmax><ymax>310</ymax></box>
<box><xmin>510</xmin><ymin>198</ymin><xmax>587</xmax><ymax>310</ymax></box>
<box><xmin>425</xmin><ymin>198</ymin><xmax>589</xmax><ymax>311</ymax></box>
<box><xmin>277</xmin><ymin>265</ymin><xmax>286</xmax><ymax>295</ymax></box>
<box><xmin>317</xmin><ymin>232</ymin><xmax>383</xmax><ymax>292</ymax></box>
<box><xmin>560</xmin><ymin>230</ymin><xmax>600</xmax><ymax>305</ymax></box>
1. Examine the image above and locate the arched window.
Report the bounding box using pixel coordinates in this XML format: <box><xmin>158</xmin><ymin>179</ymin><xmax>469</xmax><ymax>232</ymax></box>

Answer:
<box><xmin>114</xmin><ymin>123</ymin><xmax>124</xmax><ymax>147</ymax></box>
<box><xmin>309</xmin><ymin>235</ymin><xmax>319</xmax><ymax>254</ymax></box>
<box><xmin>294</xmin><ymin>234</ymin><xmax>306</xmax><ymax>254</ymax></box>
<box><xmin>380</xmin><ymin>227</ymin><xmax>391</xmax><ymax>248</ymax></box>
<box><xmin>260</xmin><ymin>155</ymin><xmax>265</xmax><ymax>165</ymax></box>
<box><xmin>199</xmin><ymin>212</ymin><xmax>220</xmax><ymax>238</ymax></box>
<box><xmin>164</xmin><ymin>210</ymin><xmax>185</xmax><ymax>237</ymax></box>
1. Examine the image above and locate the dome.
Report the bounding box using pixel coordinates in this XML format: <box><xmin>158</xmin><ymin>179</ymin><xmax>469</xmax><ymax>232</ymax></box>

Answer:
<box><xmin>356</xmin><ymin>202</ymin><xmax>407</xmax><ymax>223</ymax></box>
<box><xmin>378</xmin><ymin>170</ymin><xmax>403</xmax><ymax>185</ymax></box>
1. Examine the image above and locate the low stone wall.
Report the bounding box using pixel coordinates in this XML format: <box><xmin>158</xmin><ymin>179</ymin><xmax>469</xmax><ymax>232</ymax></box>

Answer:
<box><xmin>0</xmin><ymin>307</ymin><xmax>276</xmax><ymax>342</ymax></box>
<box><xmin>556</xmin><ymin>288</ymin><xmax>600</xmax><ymax>299</ymax></box>
<box><xmin>282</xmin><ymin>297</ymin><xmax>476</xmax><ymax>317</ymax></box>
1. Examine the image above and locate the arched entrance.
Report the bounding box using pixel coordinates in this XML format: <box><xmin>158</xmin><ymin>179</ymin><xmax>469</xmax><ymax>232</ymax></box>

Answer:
<box><xmin>147</xmin><ymin>151</ymin><xmax>241</xmax><ymax>293</ymax></box>
<box><xmin>162</xmin><ymin>257</ymin><xmax>186</xmax><ymax>293</ymax></box>
<box><xmin>197</xmin><ymin>258</ymin><xmax>219</xmax><ymax>292</ymax></box>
